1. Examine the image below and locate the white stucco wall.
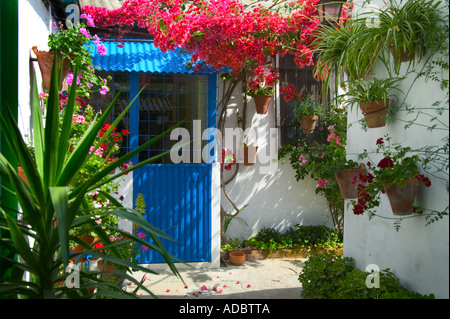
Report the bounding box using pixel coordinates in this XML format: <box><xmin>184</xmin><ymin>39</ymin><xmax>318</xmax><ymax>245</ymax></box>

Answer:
<box><xmin>219</xmin><ymin>80</ymin><xmax>332</xmax><ymax>242</ymax></box>
<box><xmin>344</xmin><ymin>0</ymin><xmax>449</xmax><ymax>298</ymax></box>
<box><xmin>18</xmin><ymin>0</ymin><xmax>53</xmax><ymax>139</ymax></box>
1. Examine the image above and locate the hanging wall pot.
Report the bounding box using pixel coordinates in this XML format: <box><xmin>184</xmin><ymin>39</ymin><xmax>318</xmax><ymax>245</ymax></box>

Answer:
<box><xmin>32</xmin><ymin>46</ymin><xmax>71</xmax><ymax>91</ymax></box>
<box><xmin>300</xmin><ymin>115</ymin><xmax>319</xmax><ymax>133</ymax></box>
<box><xmin>335</xmin><ymin>163</ymin><xmax>365</xmax><ymax>199</ymax></box>
<box><xmin>243</xmin><ymin>145</ymin><xmax>258</xmax><ymax>166</ymax></box>
<box><xmin>383</xmin><ymin>178</ymin><xmax>419</xmax><ymax>215</ymax></box>
<box><xmin>359</xmin><ymin>100</ymin><xmax>389</xmax><ymax>128</ymax></box>
<box><xmin>254</xmin><ymin>95</ymin><xmax>272</xmax><ymax>114</ymax></box>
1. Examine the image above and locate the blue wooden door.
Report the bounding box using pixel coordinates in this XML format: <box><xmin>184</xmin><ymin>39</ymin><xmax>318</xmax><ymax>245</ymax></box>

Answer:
<box><xmin>131</xmin><ymin>72</ymin><xmax>216</xmax><ymax>263</ymax></box>
<box><xmin>134</xmin><ymin>164</ymin><xmax>212</xmax><ymax>263</ymax></box>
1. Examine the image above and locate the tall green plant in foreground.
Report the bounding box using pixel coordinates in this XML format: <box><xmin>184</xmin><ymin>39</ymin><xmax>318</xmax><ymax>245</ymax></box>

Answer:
<box><xmin>0</xmin><ymin>56</ymin><xmax>184</xmax><ymax>298</ymax></box>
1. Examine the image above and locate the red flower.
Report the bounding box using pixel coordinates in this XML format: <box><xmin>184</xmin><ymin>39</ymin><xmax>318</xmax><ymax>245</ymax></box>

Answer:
<box><xmin>376</xmin><ymin>138</ymin><xmax>384</xmax><ymax>146</ymax></box>
<box><xmin>377</xmin><ymin>157</ymin><xmax>394</xmax><ymax>169</ymax></box>
<box><xmin>94</xmin><ymin>242</ymin><xmax>104</xmax><ymax>252</ymax></box>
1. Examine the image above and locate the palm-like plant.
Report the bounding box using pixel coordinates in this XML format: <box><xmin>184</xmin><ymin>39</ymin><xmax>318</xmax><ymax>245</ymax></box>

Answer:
<box><xmin>0</xmin><ymin>55</ymin><xmax>185</xmax><ymax>298</ymax></box>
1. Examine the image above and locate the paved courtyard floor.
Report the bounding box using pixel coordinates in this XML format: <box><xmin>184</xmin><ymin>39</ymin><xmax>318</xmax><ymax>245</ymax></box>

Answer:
<box><xmin>125</xmin><ymin>257</ymin><xmax>306</xmax><ymax>299</ymax></box>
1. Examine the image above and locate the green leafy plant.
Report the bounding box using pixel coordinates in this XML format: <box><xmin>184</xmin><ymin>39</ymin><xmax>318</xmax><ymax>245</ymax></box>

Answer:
<box><xmin>242</xmin><ymin>225</ymin><xmax>342</xmax><ymax>251</ymax></box>
<box><xmin>312</xmin><ymin>18</ymin><xmax>384</xmax><ymax>95</ymax></box>
<box><xmin>48</xmin><ymin>21</ymin><xmax>109</xmax><ymax>98</ymax></box>
<box><xmin>280</xmin><ymin>106</ymin><xmax>356</xmax><ymax>235</ymax></box>
<box><xmin>378</xmin><ymin>0</ymin><xmax>444</xmax><ymax>74</ymax></box>
<box><xmin>298</xmin><ymin>250</ymin><xmax>435</xmax><ymax>299</ymax></box>
<box><xmin>343</xmin><ymin>77</ymin><xmax>403</xmax><ymax>106</ymax></box>
<box><xmin>293</xmin><ymin>96</ymin><xmax>322</xmax><ymax>118</ymax></box>
<box><xmin>0</xmin><ymin>56</ymin><xmax>185</xmax><ymax>298</ymax></box>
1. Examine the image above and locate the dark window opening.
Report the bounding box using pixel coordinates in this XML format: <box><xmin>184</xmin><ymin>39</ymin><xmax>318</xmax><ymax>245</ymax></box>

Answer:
<box><xmin>278</xmin><ymin>55</ymin><xmax>322</xmax><ymax>146</ymax></box>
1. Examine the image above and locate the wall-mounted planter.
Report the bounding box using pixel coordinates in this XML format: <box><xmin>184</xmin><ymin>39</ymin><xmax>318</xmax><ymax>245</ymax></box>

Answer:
<box><xmin>335</xmin><ymin>163</ymin><xmax>365</xmax><ymax>199</ymax></box>
<box><xmin>243</xmin><ymin>145</ymin><xmax>258</xmax><ymax>166</ymax></box>
<box><xmin>359</xmin><ymin>100</ymin><xmax>389</xmax><ymax>128</ymax></box>
<box><xmin>32</xmin><ymin>46</ymin><xmax>71</xmax><ymax>91</ymax></box>
<box><xmin>253</xmin><ymin>95</ymin><xmax>272</xmax><ymax>114</ymax></box>
<box><xmin>390</xmin><ymin>44</ymin><xmax>413</xmax><ymax>63</ymax></box>
<box><xmin>300</xmin><ymin>115</ymin><xmax>319</xmax><ymax>133</ymax></box>
<box><xmin>383</xmin><ymin>178</ymin><xmax>419</xmax><ymax>215</ymax></box>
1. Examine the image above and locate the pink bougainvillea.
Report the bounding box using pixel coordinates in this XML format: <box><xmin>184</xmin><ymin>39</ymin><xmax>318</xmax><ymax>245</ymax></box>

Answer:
<box><xmin>82</xmin><ymin>0</ymin><xmax>321</xmax><ymax>76</ymax></box>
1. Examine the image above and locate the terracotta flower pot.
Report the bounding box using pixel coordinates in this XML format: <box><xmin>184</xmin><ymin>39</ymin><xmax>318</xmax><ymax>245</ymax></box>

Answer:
<box><xmin>32</xmin><ymin>46</ymin><xmax>71</xmax><ymax>91</ymax></box>
<box><xmin>383</xmin><ymin>179</ymin><xmax>419</xmax><ymax>215</ymax></box>
<box><xmin>228</xmin><ymin>251</ymin><xmax>246</xmax><ymax>265</ymax></box>
<box><xmin>300</xmin><ymin>115</ymin><xmax>319</xmax><ymax>133</ymax></box>
<box><xmin>243</xmin><ymin>146</ymin><xmax>258</xmax><ymax>166</ymax></box>
<box><xmin>18</xmin><ymin>166</ymin><xmax>29</xmax><ymax>186</ymax></box>
<box><xmin>390</xmin><ymin>45</ymin><xmax>412</xmax><ymax>62</ymax></box>
<box><xmin>335</xmin><ymin>163</ymin><xmax>365</xmax><ymax>199</ymax></box>
<box><xmin>253</xmin><ymin>95</ymin><xmax>272</xmax><ymax>114</ymax></box>
<box><xmin>70</xmin><ymin>234</ymin><xmax>97</xmax><ymax>254</ymax></box>
<box><xmin>359</xmin><ymin>100</ymin><xmax>389</xmax><ymax>128</ymax></box>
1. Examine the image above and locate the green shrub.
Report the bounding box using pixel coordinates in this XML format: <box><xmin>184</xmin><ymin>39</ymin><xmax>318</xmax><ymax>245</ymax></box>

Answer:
<box><xmin>298</xmin><ymin>250</ymin><xmax>435</xmax><ymax>299</ymax></box>
<box><xmin>295</xmin><ymin>225</ymin><xmax>342</xmax><ymax>248</ymax></box>
<box><xmin>242</xmin><ymin>225</ymin><xmax>343</xmax><ymax>250</ymax></box>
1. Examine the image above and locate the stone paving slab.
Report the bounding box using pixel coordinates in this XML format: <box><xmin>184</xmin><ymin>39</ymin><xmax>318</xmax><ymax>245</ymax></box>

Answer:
<box><xmin>125</xmin><ymin>257</ymin><xmax>306</xmax><ymax>299</ymax></box>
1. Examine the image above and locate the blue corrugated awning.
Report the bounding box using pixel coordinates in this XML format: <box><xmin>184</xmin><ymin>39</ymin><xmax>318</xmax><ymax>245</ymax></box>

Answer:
<box><xmin>86</xmin><ymin>40</ymin><xmax>225</xmax><ymax>74</ymax></box>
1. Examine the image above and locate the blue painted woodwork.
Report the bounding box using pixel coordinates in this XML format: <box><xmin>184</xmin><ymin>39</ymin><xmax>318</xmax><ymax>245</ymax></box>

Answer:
<box><xmin>134</xmin><ymin>164</ymin><xmax>212</xmax><ymax>263</ymax></box>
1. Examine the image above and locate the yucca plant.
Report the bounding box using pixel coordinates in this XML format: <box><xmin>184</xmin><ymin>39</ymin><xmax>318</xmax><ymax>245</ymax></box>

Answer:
<box><xmin>0</xmin><ymin>55</ymin><xmax>185</xmax><ymax>298</ymax></box>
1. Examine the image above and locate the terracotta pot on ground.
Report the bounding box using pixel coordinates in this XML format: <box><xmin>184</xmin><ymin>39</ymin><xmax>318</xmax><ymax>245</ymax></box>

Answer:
<box><xmin>32</xmin><ymin>46</ymin><xmax>71</xmax><ymax>91</ymax></box>
<box><xmin>359</xmin><ymin>100</ymin><xmax>389</xmax><ymax>128</ymax></box>
<box><xmin>253</xmin><ymin>95</ymin><xmax>272</xmax><ymax>114</ymax></box>
<box><xmin>300</xmin><ymin>115</ymin><xmax>319</xmax><ymax>133</ymax></box>
<box><xmin>383</xmin><ymin>179</ymin><xmax>419</xmax><ymax>215</ymax></box>
<box><xmin>243</xmin><ymin>146</ymin><xmax>258</xmax><ymax>166</ymax></box>
<box><xmin>335</xmin><ymin>163</ymin><xmax>365</xmax><ymax>199</ymax></box>
<box><xmin>228</xmin><ymin>251</ymin><xmax>246</xmax><ymax>265</ymax></box>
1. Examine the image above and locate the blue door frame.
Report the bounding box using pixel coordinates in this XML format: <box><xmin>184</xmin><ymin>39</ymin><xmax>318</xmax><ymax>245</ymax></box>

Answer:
<box><xmin>131</xmin><ymin>72</ymin><xmax>217</xmax><ymax>263</ymax></box>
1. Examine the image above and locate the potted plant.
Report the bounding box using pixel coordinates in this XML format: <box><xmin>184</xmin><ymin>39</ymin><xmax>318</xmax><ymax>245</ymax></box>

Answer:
<box><xmin>293</xmin><ymin>96</ymin><xmax>322</xmax><ymax>133</ymax></box>
<box><xmin>35</xmin><ymin>16</ymin><xmax>109</xmax><ymax>97</ymax></box>
<box><xmin>246</xmin><ymin>66</ymin><xmax>279</xmax><ymax>114</ymax></box>
<box><xmin>378</xmin><ymin>0</ymin><xmax>444</xmax><ymax>74</ymax></box>
<box><xmin>343</xmin><ymin>77</ymin><xmax>403</xmax><ymax>128</ymax></box>
<box><xmin>352</xmin><ymin>136</ymin><xmax>432</xmax><ymax>216</ymax></box>
<box><xmin>312</xmin><ymin>18</ymin><xmax>383</xmax><ymax>95</ymax></box>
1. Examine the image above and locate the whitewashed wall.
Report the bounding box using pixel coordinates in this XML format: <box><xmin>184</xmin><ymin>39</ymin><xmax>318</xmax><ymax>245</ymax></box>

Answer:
<box><xmin>344</xmin><ymin>0</ymin><xmax>449</xmax><ymax>298</ymax></box>
<box><xmin>219</xmin><ymin>80</ymin><xmax>332</xmax><ymax>242</ymax></box>
<box><xmin>18</xmin><ymin>0</ymin><xmax>53</xmax><ymax>138</ymax></box>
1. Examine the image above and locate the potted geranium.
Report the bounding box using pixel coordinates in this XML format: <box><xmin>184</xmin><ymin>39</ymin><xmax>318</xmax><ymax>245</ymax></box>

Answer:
<box><xmin>246</xmin><ymin>66</ymin><xmax>279</xmax><ymax>114</ymax></box>
<box><xmin>352</xmin><ymin>135</ymin><xmax>432</xmax><ymax>216</ymax></box>
<box><xmin>343</xmin><ymin>77</ymin><xmax>403</xmax><ymax>128</ymax></box>
<box><xmin>293</xmin><ymin>96</ymin><xmax>322</xmax><ymax>133</ymax></box>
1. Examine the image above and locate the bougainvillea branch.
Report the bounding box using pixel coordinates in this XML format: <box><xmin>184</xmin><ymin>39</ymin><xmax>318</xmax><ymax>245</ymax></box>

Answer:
<box><xmin>82</xmin><ymin>0</ymin><xmax>320</xmax><ymax>75</ymax></box>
